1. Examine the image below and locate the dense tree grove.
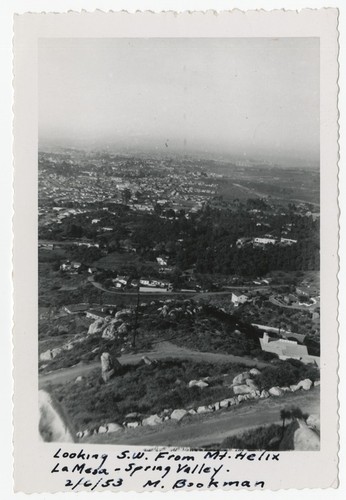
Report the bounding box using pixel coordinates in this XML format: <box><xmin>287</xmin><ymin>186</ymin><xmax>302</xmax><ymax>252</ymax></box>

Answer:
<box><xmin>39</xmin><ymin>200</ymin><xmax>319</xmax><ymax>277</ymax></box>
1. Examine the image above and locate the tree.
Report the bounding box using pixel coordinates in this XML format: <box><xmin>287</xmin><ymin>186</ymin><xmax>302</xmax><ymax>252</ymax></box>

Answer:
<box><xmin>122</xmin><ymin>188</ymin><xmax>132</xmax><ymax>205</ymax></box>
<box><xmin>280</xmin><ymin>408</ymin><xmax>292</xmax><ymax>436</ymax></box>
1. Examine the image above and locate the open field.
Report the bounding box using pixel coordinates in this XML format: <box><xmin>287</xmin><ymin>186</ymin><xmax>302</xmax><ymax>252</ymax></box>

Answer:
<box><xmin>214</xmin><ymin>166</ymin><xmax>320</xmax><ymax>205</ymax></box>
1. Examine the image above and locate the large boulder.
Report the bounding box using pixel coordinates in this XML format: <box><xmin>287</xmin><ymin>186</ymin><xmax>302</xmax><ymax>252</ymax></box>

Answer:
<box><xmin>232</xmin><ymin>372</ymin><xmax>250</xmax><ymax>386</ymax></box>
<box><xmin>88</xmin><ymin>318</ymin><xmax>105</xmax><ymax>335</ymax></box>
<box><xmin>170</xmin><ymin>409</ymin><xmax>187</xmax><ymax>421</ymax></box>
<box><xmin>40</xmin><ymin>350</ymin><xmax>52</xmax><ymax>361</ymax></box>
<box><xmin>260</xmin><ymin>390</ymin><xmax>270</xmax><ymax>399</ymax></box>
<box><xmin>290</xmin><ymin>384</ymin><xmax>300</xmax><ymax>392</ymax></box>
<box><xmin>293</xmin><ymin>420</ymin><xmax>320</xmax><ymax>451</ymax></box>
<box><xmin>188</xmin><ymin>380</ymin><xmax>209</xmax><ymax>389</ymax></box>
<box><xmin>196</xmin><ymin>406</ymin><xmax>212</xmax><ymax>414</ymax></box>
<box><xmin>126</xmin><ymin>421</ymin><xmax>140</xmax><ymax>428</ymax></box>
<box><xmin>296</xmin><ymin>379</ymin><xmax>313</xmax><ymax>391</ymax></box>
<box><xmin>142</xmin><ymin>356</ymin><xmax>158</xmax><ymax>366</ymax></box>
<box><xmin>219</xmin><ymin>399</ymin><xmax>232</xmax><ymax>408</ymax></box>
<box><xmin>306</xmin><ymin>414</ymin><xmax>320</xmax><ymax>432</ymax></box>
<box><xmin>142</xmin><ymin>414</ymin><xmax>163</xmax><ymax>427</ymax></box>
<box><xmin>102</xmin><ymin>323</ymin><xmax>117</xmax><ymax>340</ymax></box>
<box><xmin>269</xmin><ymin>386</ymin><xmax>283</xmax><ymax>397</ymax></box>
<box><xmin>100</xmin><ymin>352</ymin><xmax>121</xmax><ymax>382</ymax></box>
<box><xmin>38</xmin><ymin>390</ymin><xmax>75</xmax><ymax>443</ymax></box>
<box><xmin>160</xmin><ymin>305</ymin><xmax>169</xmax><ymax>318</ymax></box>
<box><xmin>117</xmin><ymin>322</ymin><xmax>128</xmax><ymax>335</ymax></box>
<box><xmin>50</xmin><ymin>347</ymin><xmax>62</xmax><ymax>358</ymax></box>
<box><xmin>249</xmin><ymin>368</ymin><xmax>261</xmax><ymax>377</ymax></box>
<box><xmin>107</xmin><ymin>423</ymin><xmax>123</xmax><ymax>433</ymax></box>
<box><xmin>233</xmin><ymin>384</ymin><xmax>253</xmax><ymax>395</ymax></box>
<box><xmin>98</xmin><ymin>425</ymin><xmax>108</xmax><ymax>434</ymax></box>
<box><xmin>115</xmin><ymin>309</ymin><xmax>132</xmax><ymax>319</ymax></box>
<box><xmin>247</xmin><ymin>390</ymin><xmax>260</xmax><ymax>400</ymax></box>
<box><xmin>245</xmin><ymin>379</ymin><xmax>259</xmax><ymax>391</ymax></box>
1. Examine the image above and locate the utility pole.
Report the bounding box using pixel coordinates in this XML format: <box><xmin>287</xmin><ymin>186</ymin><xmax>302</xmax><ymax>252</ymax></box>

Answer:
<box><xmin>132</xmin><ymin>283</ymin><xmax>140</xmax><ymax>348</ymax></box>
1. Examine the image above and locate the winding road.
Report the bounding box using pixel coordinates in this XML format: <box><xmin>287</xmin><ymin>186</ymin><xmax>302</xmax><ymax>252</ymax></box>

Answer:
<box><xmin>39</xmin><ymin>341</ymin><xmax>269</xmax><ymax>388</ymax></box>
<box><xmin>86</xmin><ymin>388</ymin><xmax>320</xmax><ymax>448</ymax></box>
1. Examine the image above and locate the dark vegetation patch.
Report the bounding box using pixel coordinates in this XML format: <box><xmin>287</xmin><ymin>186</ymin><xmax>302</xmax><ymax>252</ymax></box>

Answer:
<box><xmin>218</xmin><ymin>424</ymin><xmax>283</xmax><ymax>451</ymax></box>
<box><xmin>252</xmin><ymin>359</ymin><xmax>319</xmax><ymax>390</ymax></box>
<box><xmin>46</xmin><ymin>359</ymin><xmax>247</xmax><ymax>431</ymax></box>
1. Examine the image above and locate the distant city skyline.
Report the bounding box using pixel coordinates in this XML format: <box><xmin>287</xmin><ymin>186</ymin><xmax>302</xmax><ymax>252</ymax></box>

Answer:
<box><xmin>39</xmin><ymin>37</ymin><xmax>319</xmax><ymax>165</ymax></box>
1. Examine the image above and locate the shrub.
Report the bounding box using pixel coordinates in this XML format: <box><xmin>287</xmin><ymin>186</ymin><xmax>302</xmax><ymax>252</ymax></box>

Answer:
<box><xmin>221</xmin><ymin>424</ymin><xmax>282</xmax><ymax>450</ymax></box>
<box><xmin>253</xmin><ymin>359</ymin><xmax>319</xmax><ymax>390</ymax></box>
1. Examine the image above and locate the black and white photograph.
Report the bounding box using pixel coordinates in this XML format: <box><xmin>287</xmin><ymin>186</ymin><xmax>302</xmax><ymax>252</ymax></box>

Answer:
<box><xmin>37</xmin><ymin>36</ymin><xmax>322</xmax><ymax>450</ymax></box>
<box><xmin>11</xmin><ymin>7</ymin><xmax>339</xmax><ymax>493</ymax></box>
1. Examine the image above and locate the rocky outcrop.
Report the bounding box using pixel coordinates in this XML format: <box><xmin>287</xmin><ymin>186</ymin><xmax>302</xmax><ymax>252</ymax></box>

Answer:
<box><xmin>232</xmin><ymin>372</ymin><xmax>250</xmax><ymax>386</ymax></box>
<box><xmin>102</xmin><ymin>323</ymin><xmax>117</xmax><ymax>340</ymax></box>
<box><xmin>88</xmin><ymin>318</ymin><xmax>105</xmax><ymax>335</ymax></box>
<box><xmin>245</xmin><ymin>379</ymin><xmax>259</xmax><ymax>391</ymax></box>
<box><xmin>117</xmin><ymin>322</ymin><xmax>128</xmax><ymax>335</ymax></box>
<box><xmin>100</xmin><ymin>319</ymin><xmax>125</xmax><ymax>340</ymax></box>
<box><xmin>233</xmin><ymin>384</ymin><xmax>253</xmax><ymax>395</ymax></box>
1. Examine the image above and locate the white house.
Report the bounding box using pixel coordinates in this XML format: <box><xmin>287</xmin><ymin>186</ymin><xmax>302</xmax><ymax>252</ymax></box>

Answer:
<box><xmin>231</xmin><ymin>293</ymin><xmax>249</xmax><ymax>307</ymax></box>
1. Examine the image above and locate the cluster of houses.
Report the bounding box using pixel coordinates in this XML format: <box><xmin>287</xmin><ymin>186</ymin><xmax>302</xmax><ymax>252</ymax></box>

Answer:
<box><xmin>236</xmin><ymin>235</ymin><xmax>297</xmax><ymax>248</ymax></box>
<box><xmin>39</xmin><ymin>239</ymin><xmax>100</xmax><ymax>251</ymax></box>
<box><xmin>60</xmin><ymin>260</ymin><xmax>82</xmax><ymax>273</ymax></box>
<box><xmin>112</xmin><ymin>275</ymin><xmax>173</xmax><ymax>292</ymax></box>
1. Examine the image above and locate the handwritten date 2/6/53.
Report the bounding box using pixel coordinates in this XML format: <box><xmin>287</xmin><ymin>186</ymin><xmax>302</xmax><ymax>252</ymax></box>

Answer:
<box><xmin>65</xmin><ymin>477</ymin><xmax>123</xmax><ymax>491</ymax></box>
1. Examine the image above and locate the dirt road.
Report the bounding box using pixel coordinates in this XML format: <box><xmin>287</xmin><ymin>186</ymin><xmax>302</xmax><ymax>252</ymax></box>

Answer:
<box><xmin>39</xmin><ymin>341</ymin><xmax>269</xmax><ymax>388</ymax></box>
<box><xmin>87</xmin><ymin>388</ymin><xmax>320</xmax><ymax>448</ymax></box>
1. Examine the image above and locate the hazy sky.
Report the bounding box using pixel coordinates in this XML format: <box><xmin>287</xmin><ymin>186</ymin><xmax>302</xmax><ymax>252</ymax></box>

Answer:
<box><xmin>39</xmin><ymin>38</ymin><xmax>319</xmax><ymax>162</ymax></box>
